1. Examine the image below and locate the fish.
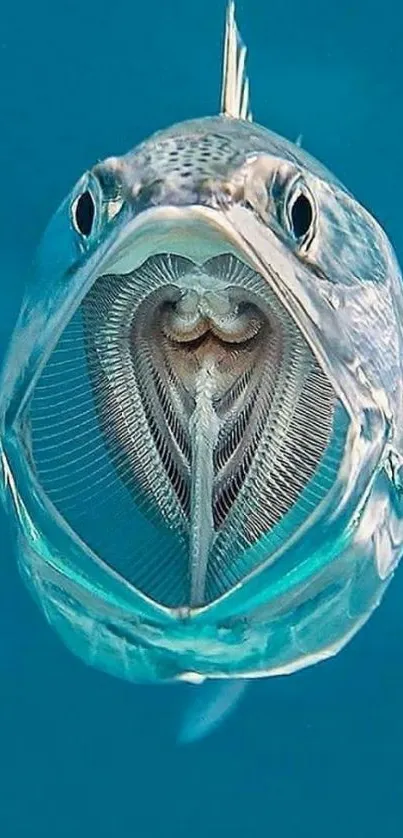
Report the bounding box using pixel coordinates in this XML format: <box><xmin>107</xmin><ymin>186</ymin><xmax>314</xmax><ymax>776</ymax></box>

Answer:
<box><xmin>1</xmin><ymin>0</ymin><xmax>403</xmax><ymax>741</ymax></box>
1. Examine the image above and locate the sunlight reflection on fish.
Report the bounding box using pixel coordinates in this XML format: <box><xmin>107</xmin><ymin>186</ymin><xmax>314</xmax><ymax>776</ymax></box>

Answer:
<box><xmin>1</xmin><ymin>1</ymin><xmax>403</xmax><ymax>742</ymax></box>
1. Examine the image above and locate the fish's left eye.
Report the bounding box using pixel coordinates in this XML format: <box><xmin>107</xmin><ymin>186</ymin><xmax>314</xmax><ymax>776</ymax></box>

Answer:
<box><xmin>71</xmin><ymin>190</ymin><xmax>96</xmax><ymax>237</ymax></box>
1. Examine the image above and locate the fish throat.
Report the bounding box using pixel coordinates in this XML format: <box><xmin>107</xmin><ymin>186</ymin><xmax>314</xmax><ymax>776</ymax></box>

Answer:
<box><xmin>27</xmin><ymin>253</ymin><xmax>345</xmax><ymax>608</ymax></box>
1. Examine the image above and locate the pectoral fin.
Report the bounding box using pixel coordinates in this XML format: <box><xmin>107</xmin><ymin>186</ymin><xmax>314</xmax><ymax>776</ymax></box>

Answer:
<box><xmin>178</xmin><ymin>678</ymin><xmax>248</xmax><ymax>745</ymax></box>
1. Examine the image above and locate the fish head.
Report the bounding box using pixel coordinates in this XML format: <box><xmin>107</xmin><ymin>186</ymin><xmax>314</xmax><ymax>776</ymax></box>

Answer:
<box><xmin>2</xmin><ymin>2</ymin><xmax>403</xmax><ymax>682</ymax></box>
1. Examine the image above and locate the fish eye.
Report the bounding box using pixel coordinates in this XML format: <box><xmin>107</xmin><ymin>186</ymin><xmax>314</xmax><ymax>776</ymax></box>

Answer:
<box><xmin>288</xmin><ymin>191</ymin><xmax>313</xmax><ymax>239</ymax></box>
<box><xmin>71</xmin><ymin>190</ymin><xmax>96</xmax><ymax>237</ymax></box>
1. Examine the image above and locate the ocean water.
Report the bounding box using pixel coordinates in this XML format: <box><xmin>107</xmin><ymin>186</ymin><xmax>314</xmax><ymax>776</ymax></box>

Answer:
<box><xmin>1</xmin><ymin>0</ymin><xmax>403</xmax><ymax>836</ymax></box>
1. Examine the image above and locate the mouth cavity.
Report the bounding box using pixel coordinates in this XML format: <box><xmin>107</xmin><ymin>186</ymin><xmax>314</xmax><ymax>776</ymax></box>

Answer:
<box><xmin>26</xmin><ymin>252</ymin><xmax>347</xmax><ymax>609</ymax></box>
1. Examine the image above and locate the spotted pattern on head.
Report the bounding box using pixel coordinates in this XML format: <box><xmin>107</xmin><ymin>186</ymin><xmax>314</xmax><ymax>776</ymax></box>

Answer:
<box><xmin>136</xmin><ymin>134</ymin><xmax>243</xmax><ymax>178</ymax></box>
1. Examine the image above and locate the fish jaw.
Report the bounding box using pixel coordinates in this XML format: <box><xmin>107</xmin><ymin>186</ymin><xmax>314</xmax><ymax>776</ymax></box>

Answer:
<box><xmin>0</xmin><ymin>200</ymin><xmax>399</xmax><ymax>684</ymax></box>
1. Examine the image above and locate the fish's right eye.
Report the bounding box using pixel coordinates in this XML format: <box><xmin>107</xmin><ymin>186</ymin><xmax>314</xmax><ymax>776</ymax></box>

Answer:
<box><xmin>284</xmin><ymin>177</ymin><xmax>316</xmax><ymax>249</ymax></box>
<box><xmin>71</xmin><ymin>190</ymin><xmax>96</xmax><ymax>237</ymax></box>
<box><xmin>289</xmin><ymin>192</ymin><xmax>313</xmax><ymax>239</ymax></box>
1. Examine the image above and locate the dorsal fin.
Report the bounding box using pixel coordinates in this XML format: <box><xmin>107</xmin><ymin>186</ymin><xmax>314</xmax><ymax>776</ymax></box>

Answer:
<box><xmin>220</xmin><ymin>1</ymin><xmax>252</xmax><ymax>121</ymax></box>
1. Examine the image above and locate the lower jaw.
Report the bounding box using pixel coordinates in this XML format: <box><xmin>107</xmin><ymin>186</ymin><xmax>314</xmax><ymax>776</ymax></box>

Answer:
<box><xmin>18</xmin><ymin>510</ymin><xmax>383</xmax><ymax>683</ymax></box>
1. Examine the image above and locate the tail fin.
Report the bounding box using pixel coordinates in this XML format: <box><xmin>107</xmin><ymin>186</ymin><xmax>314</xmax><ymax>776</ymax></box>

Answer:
<box><xmin>178</xmin><ymin>679</ymin><xmax>248</xmax><ymax>745</ymax></box>
<box><xmin>220</xmin><ymin>1</ymin><xmax>252</xmax><ymax>121</ymax></box>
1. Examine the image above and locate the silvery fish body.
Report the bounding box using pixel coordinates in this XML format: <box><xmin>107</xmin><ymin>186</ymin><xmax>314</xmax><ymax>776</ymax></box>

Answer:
<box><xmin>1</xmin><ymin>2</ymin><xmax>403</xmax><ymax>692</ymax></box>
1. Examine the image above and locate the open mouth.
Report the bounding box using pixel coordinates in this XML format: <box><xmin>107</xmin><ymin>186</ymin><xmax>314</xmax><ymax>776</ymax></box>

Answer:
<box><xmin>25</xmin><ymin>246</ymin><xmax>348</xmax><ymax>609</ymax></box>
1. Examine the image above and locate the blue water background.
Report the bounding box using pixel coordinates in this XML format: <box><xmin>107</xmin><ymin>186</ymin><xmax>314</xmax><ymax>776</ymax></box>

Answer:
<box><xmin>1</xmin><ymin>1</ymin><xmax>403</xmax><ymax>835</ymax></box>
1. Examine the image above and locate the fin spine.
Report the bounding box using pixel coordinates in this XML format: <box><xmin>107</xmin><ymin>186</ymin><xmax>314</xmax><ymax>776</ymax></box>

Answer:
<box><xmin>220</xmin><ymin>1</ymin><xmax>252</xmax><ymax>122</ymax></box>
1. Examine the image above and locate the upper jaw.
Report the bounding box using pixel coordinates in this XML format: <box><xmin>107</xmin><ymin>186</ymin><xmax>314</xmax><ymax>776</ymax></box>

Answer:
<box><xmin>100</xmin><ymin>205</ymin><xmax>261</xmax><ymax>275</ymax></box>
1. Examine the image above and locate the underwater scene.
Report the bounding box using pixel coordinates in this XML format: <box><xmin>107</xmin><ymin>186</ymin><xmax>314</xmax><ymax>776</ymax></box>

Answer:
<box><xmin>1</xmin><ymin>0</ymin><xmax>403</xmax><ymax>835</ymax></box>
